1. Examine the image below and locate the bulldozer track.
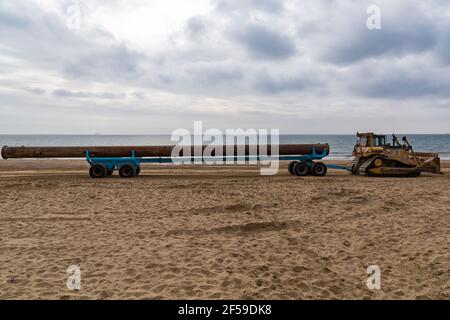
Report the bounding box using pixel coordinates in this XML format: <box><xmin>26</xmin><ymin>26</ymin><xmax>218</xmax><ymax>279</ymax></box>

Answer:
<box><xmin>358</xmin><ymin>157</ymin><xmax>376</xmax><ymax>176</ymax></box>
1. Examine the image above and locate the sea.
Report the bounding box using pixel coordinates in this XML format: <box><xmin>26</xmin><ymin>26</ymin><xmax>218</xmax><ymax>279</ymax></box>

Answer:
<box><xmin>1</xmin><ymin>134</ymin><xmax>449</xmax><ymax>160</ymax></box>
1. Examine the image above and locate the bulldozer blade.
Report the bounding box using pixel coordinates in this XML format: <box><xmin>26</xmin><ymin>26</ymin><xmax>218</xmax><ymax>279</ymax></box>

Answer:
<box><xmin>413</xmin><ymin>154</ymin><xmax>442</xmax><ymax>174</ymax></box>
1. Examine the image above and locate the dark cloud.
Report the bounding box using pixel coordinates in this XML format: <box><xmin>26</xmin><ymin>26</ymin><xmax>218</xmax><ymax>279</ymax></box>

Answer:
<box><xmin>187</xmin><ymin>63</ymin><xmax>243</xmax><ymax>85</ymax></box>
<box><xmin>356</xmin><ymin>75</ymin><xmax>447</xmax><ymax>99</ymax></box>
<box><xmin>0</xmin><ymin>1</ymin><xmax>143</xmax><ymax>84</ymax></box>
<box><xmin>53</xmin><ymin>89</ymin><xmax>89</xmax><ymax>98</ymax></box>
<box><xmin>299</xmin><ymin>1</ymin><xmax>438</xmax><ymax>65</ymax></box>
<box><xmin>436</xmin><ymin>22</ymin><xmax>450</xmax><ymax>65</ymax></box>
<box><xmin>0</xmin><ymin>8</ymin><xmax>31</xmax><ymax>28</ymax></box>
<box><xmin>214</xmin><ymin>0</ymin><xmax>285</xmax><ymax>14</ymax></box>
<box><xmin>324</xmin><ymin>21</ymin><xmax>436</xmax><ymax>65</ymax></box>
<box><xmin>53</xmin><ymin>89</ymin><xmax>126</xmax><ymax>99</ymax></box>
<box><xmin>149</xmin><ymin>62</ymin><xmax>245</xmax><ymax>96</ymax></box>
<box><xmin>255</xmin><ymin>73</ymin><xmax>321</xmax><ymax>94</ymax></box>
<box><xmin>185</xmin><ymin>16</ymin><xmax>207</xmax><ymax>39</ymax></box>
<box><xmin>20</xmin><ymin>86</ymin><xmax>46</xmax><ymax>95</ymax></box>
<box><xmin>233</xmin><ymin>23</ymin><xmax>296</xmax><ymax>60</ymax></box>
<box><xmin>62</xmin><ymin>45</ymin><xmax>142</xmax><ymax>81</ymax></box>
<box><xmin>349</xmin><ymin>62</ymin><xmax>450</xmax><ymax>99</ymax></box>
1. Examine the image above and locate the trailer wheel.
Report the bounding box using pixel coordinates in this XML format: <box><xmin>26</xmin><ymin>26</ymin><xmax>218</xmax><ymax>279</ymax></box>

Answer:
<box><xmin>288</xmin><ymin>161</ymin><xmax>297</xmax><ymax>175</ymax></box>
<box><xmin>312</xmin><ymin>162</ymin><xmax>327</xmax><ymax>176</ymax></box>
<box><xmin>119</xmin><ymin>164</ymin><xmax>136</xmax><ymax>178</ymax></box>
<box><xmin>293</xmin><ymin>161</ymin><xmax>310</xmax><ymax>176</ymax></box>
<box><xmin>89</xmin><ymin>164</ymin><xmax>107</xmax><ymax>178</ymax></box>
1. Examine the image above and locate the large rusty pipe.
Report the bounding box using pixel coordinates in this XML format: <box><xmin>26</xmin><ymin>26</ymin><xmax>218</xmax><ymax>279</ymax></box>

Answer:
<box><xmin>1</xmin><ymin>144</ymin><xmax>329</xmax><ymax>159</ymax></box>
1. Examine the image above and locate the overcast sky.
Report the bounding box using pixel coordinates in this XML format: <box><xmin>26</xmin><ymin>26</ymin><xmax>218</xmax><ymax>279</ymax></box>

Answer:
<box><xmin>1</xmin><ymin>0</ymin><xmax>450</xmax><ymax>134</ymax></box>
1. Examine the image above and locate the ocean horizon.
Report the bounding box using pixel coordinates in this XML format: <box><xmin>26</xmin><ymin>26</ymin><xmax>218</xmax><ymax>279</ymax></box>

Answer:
<box><xmin>1</xmin><ymin>134</ymin><xmax>449</xmax><ymax>160</ymax></box>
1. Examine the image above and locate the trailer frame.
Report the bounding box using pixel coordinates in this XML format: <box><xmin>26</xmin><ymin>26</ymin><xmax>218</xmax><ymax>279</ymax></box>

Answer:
<box><xmin>85</xmin><ymin>147</ymin><xmax>350</xmax><ymax>178</ymax></box>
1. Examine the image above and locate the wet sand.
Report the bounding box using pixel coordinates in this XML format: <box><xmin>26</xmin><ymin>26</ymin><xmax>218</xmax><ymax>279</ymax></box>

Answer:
<box><xmin>0</xmin><ymin>160</ymin><xmax>449</xmax><ymax>299</ymax></box>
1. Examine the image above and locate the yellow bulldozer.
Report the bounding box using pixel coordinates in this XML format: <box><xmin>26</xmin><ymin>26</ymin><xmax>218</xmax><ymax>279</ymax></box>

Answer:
<box><xmin>351</xmin><ymin>132</ymin><xmax>441</xmax><ymax>177</ymax></box>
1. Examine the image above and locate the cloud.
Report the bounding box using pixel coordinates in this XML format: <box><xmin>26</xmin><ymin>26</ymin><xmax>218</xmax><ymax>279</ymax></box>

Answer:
<box><xmin>0</xmin><ymin>0</ymin><xmax>450</xmax><ymax>134</ymax></box>
<box><xmin>232</xmin><ymin>23</ymin><xmax>297</xmax><ymax>60</ymax></box>
<box><xmin>53</xmin><ymin>89</ymin><xmax>126</xmax><ymax>99</ymax></box>
<box><xmin>298</xmin><ymin>1</ymin><xmax>439</xmax><ymax>65</ymax></box>
<box><xmin>323</xmin><ymin>23</ymin><xmax>437</xmax><ymax>65</ymax></box>
<box><xmin>255</xmin><ymin>70</ymin><xmax>323</xmax><ymax>94</ymax></box>
<box><xmin>0</xmin><ymin>7</ymin><xmax>31</xmax><ymax>29</ymax></box>
<box><xmin>214</xmin><ymin>0</ymin><xmax>285</xmax><ymax>14</ymax></box>
<box><xmin>345</xmin><ymin>56</ymin><xmax>450</xmax><ymax>99</ymax></box>
<box><xmin>0</xmin><ymin>1</ymin><xmax>144</xmax><ymax>84</ymax></box>
<box><xmin>185</xmin><ymin>16</ymin><xmax>207</xmax><ymax>39</ymax></box>
<box><xmin>436</xmin><ymin>21</ymin><xmax>450</xmax><ymax>65</ymax></box>
<box><xmin>186</xmin><ymin>61</ymin><xmax>243</xmax><ymax>84</ymax></box>
<box><xmin>355</xmin><ymin>72</ymin><xmax>449</xmax><ymax>99</ymax></box>
<box><xmin>62</xmin><ymin>45</ymin><xmax>142</xmax><ymax>81</ymax></box>
<box><xmin>20</xmin><ymin>86</ymin><xmax>46</xmax><ymax>95</ymax></box>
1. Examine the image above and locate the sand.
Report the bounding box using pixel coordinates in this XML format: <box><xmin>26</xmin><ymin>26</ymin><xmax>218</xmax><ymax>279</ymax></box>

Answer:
<box><xmin>0</xmin><ymin>159</ymin><xmax>449</xmax><ymax>300</ymax></box>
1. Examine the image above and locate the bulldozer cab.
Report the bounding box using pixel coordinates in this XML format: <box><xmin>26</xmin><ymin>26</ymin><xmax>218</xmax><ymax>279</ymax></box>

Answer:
<box><xmin>356</xmin><ymin>132</ymin><xmax>386</xmax><ymax>148</ymax></box>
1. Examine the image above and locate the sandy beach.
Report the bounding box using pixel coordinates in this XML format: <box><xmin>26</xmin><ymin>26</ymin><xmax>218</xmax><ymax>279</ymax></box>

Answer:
<box><xmin>0</xmin><ymin>159</ymin><xmax>449</xmax><ymax>300</ymax></box>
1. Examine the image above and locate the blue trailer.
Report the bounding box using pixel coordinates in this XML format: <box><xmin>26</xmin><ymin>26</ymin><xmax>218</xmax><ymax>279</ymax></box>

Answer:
<box><xmin>86</xmin><ymin>148</ymin><xmax>351</xmax><ymax>178</ymax></box>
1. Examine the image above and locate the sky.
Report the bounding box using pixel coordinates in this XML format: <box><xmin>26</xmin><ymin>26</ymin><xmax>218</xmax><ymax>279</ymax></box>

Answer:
<box><xmin>0</xmin><ymin>0</ymin><xmax>450</xmax><ymax>134</ymax></box>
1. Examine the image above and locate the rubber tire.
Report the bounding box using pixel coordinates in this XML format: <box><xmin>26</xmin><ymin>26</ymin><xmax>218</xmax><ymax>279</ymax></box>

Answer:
<box><xmin>89</xmin><ymin>164</ymin><xmax>107</xmax><ymax>178</ymax></box>
<box><xmin>288</xmin><ymin>161</ymin><xmax>297</xmax><ymax>175</ymax></box>
<box><xmin>135</xmin><ymin>167</ymin><xmax>141</xmax><ymax>176</ymax></box>
<box><xmin>119</xmin><ymin>164</ymin><xmax>136</xmax><ymax>178</ymax></box>
<box><xmin>312</xmin><ymin>162</ymin><xmax>327</xmax><ymax>176</ymax></box>
<box><xmin>293</xmin><ymin>161</ymin><xmax>310</xmax><ymax>176</ymax></box>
